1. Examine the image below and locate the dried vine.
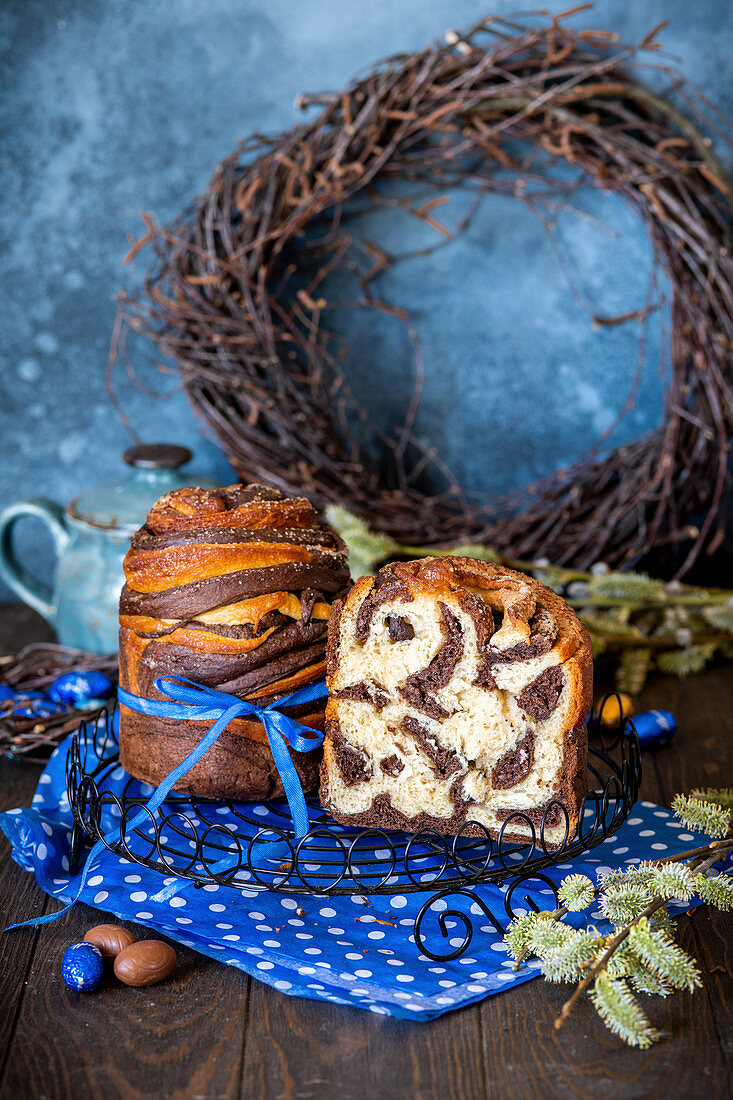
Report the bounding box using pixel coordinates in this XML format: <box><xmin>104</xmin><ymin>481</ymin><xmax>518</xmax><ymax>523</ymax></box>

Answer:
<box><xmin>0</xmin><ymin>645</ymin><xmax>118</xmax><ymax>762</ymax></box>
<box><xmin>117</xmin><ymin>9</ymin><xmax>733</xmax><ymax>577</ymax></box>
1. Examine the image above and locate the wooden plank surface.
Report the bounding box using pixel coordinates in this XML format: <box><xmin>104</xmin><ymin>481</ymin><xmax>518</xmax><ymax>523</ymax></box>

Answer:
<box><xmin>0</xmin><ymin>603</ymin><xmax>731</xmax><ymax>1100</ymax></box>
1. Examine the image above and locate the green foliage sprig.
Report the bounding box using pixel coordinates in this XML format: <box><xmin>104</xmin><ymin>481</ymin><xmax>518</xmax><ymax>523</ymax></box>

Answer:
<box><xmin>503</xmin><ymin>789</ymin><xmax>733</xmax><ymax>1048</ymax></box>
<box><xmin>326</xmin><ymin>507</ymin><xmax>733</xmax><ymax>693</ymax></box>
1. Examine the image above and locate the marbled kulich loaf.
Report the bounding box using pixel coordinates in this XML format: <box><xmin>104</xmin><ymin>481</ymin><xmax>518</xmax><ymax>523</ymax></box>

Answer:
<box><xmin>321</xmin><ymin>557</ymin><xmax>592</xmax><ymax>846</ymax></box>
<box><xmin>118</xmin><ymin>484</ymin><xmax>350</xmax><ymax>800</ymax></box>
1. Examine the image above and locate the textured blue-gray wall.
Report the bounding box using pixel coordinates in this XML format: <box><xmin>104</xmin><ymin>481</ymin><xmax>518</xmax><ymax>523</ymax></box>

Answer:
<box><xmin>1</xmin><ymin>0</ymin><xmax>731</xmax><ymax>599</ymax></box>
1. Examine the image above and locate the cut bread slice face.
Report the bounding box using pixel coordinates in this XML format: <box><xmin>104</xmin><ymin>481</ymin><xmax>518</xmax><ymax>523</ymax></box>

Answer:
<box><xmin>320</xmin><ymin>557</ymin><xmax>593</xmax><ymax>847</ymax></box>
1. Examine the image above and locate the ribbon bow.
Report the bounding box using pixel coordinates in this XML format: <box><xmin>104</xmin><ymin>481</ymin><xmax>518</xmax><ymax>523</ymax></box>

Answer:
<box><xmin>118</xmin><ymin>676</ymin><xmax>326</xmax><ymax>839</ymax></box>
<box><xmin>6</xmin><ymin>676</ymin><xmax>326</xmax><ymax>931</ymax></box>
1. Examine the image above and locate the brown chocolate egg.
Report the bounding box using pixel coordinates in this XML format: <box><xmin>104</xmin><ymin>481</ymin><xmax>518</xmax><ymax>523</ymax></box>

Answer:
<box><xmin>113</xmin><ymin>940</ymin><xmax>176</xmax><ymax>987</ymax></box>
<box><xmin>84</xmin><ymin>924</ymin><xmax>136</xmax><ymax>959</ymax></box>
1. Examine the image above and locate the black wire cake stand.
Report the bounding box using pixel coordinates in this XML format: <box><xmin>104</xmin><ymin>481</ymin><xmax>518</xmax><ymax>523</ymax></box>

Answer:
<box><xmin>65</xmin><ymin>697</ymin><xmax>641</xmax><ymax>960</ymax></box>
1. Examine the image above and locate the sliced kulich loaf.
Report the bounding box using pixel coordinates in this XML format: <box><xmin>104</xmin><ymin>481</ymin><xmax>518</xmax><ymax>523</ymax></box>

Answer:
<box><xmin>320</xmin><ymin>557</ymin><xmax>592</xmax><ymax>846</ymax></box>
<box><xmin>118</xmin><ymin>483</ymin><xmax>350</xmax><ymax>800</ymax></box>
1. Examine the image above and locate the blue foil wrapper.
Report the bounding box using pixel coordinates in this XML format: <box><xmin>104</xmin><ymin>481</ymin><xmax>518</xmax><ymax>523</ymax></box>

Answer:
<box><xmin>628</xmin><ymin>709</ymin><xmax>677</xmax><ymax>748</ymax></box>
<box><xmin>62</xmin><ymin>942</ymin><xmax>104</xmax><ymax>992</ymax></box>
<box><xmin>49</xmin><ymin>671</ymin><xmax>114</xmax><ymax>706</ymax></box>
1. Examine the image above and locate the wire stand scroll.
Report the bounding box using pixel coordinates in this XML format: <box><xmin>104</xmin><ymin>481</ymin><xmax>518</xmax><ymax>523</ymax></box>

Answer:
<box><xmin>66</xmin><ymin>696</ymin><xmax>640</xmax><ymax>961</ymax></box>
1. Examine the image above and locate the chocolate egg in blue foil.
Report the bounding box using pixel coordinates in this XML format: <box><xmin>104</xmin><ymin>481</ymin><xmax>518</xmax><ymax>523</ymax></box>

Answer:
<box><xmin>62</xmin><ymin>941</ymin><xmax>104</xmax><ymax>992</ymax></box>
<box><xmin>49</xmin><ymin>671</ymin><xmax>114</xmax><ymax>706</ymax></box>
<box><xmin>6</xmin><ymin>691</ymin><xmax>66</xmax><ymax>718</ymax></box>
<box><xmin>627</xmin><ymin>709</ymin><xmax>676</xmax><ymax>748</ymax></box>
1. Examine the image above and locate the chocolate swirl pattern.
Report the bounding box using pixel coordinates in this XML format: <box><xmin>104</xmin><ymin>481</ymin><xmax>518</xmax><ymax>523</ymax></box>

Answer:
<box><xmin>118</xmin><ymin>484</ymin><xmax>350</xmax><ymax>800</ymax></box>
<box><xmin>321</xmin><ymin>558</ymin><xmax>592</xmax><ymax>846</ymax></box>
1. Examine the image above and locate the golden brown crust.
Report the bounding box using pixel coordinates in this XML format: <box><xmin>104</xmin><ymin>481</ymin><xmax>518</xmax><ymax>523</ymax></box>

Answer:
<box><xmin>387</xmin><ymin>557</ymin><xmax>588</xmax><ymax>663</ymax></box>
<box><xmin>118</xmin><ymin>483</ymin><xmax>349</xmax><ymax>801</ymax></box>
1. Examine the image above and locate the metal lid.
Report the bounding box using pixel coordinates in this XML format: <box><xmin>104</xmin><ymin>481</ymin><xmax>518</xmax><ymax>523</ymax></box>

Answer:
<box><xmin>123</xmin><ymin>444</ymin><xmax>192</xmax><ymax>469</ymax></box>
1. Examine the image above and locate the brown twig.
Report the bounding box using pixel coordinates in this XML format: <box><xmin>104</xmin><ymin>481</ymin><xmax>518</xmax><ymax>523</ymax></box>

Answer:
<box><xmin>115</xmin><ymin>13</ymin><xmax>733</xmax><ymax>578</ymax></box>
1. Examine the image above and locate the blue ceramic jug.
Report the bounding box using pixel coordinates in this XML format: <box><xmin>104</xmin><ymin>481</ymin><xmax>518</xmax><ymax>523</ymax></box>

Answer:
<box><xmin>0</xmin><ymin>444</ymin><xmax>218</xmax><ymax>654</ymax></box>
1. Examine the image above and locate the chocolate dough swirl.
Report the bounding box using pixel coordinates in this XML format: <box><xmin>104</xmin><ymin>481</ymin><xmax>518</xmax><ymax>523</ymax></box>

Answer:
<box><xmin>118</xmin><ymin>483</ymin><xmax>350</xmax><ymax>801</ymax></box>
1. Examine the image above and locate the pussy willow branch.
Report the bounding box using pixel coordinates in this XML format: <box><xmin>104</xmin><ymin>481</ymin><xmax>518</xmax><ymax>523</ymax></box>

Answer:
<box><xmin>554</xmin><ymin>839</ymin><xmax>733</xmax><ymax>1030</ymax></box>
<box><xmin>512</xmin><ymin>836</ymin><xmax>733</xmax><ymax>974</ymax></box>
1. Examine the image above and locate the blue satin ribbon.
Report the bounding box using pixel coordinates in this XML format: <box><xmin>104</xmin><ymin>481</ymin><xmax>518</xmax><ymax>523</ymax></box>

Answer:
<box><xmin>5</xmin><ymin>676</ymin><xmax>326</xmax><ymax>931</ymax></box>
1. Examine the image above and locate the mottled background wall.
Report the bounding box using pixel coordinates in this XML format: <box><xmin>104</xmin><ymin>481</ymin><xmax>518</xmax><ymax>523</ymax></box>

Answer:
<box><xmin>1</xmin><ymin>0</ymin><xmax>731</xmax><ymax>598</ymax></box>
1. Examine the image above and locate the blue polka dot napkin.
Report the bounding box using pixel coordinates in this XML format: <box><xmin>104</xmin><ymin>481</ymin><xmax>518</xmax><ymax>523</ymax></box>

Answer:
<box><xmin>0</xmin><ymin>732</ymin><xmax>707</xmax><ymax>1020</ymax></box>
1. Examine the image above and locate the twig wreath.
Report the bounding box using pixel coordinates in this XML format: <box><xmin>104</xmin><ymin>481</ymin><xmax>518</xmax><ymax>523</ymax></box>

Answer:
<box><xmin>117</xmin><ymin>8</ymin><xmax>733</xmax><ymax>577</ymax></box>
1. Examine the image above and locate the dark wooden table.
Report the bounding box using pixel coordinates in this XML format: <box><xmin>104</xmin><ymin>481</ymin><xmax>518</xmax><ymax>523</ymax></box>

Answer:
<box><xmin>0</xmin><ymin>604</ymin><xmax>731</xmax><ymax>1100</ymax></box>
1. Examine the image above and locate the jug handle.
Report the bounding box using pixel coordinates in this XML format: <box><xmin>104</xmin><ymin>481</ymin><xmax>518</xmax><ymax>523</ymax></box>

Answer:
<box><xmin>0</xmin><ymin>499</ymin><xmax>69</xmax><ymax>625</ymax></box>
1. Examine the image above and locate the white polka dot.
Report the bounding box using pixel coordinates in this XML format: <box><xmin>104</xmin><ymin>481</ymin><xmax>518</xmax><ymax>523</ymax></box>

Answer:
<box><xmin>327</xmin><ymin>927</ymin><xmax>345</xmax><ymax>935</ymax></box>
<box><xmin>274</xmin><ymin>980</ymin><xmax>292</xmax><ymax>991</ymax></box>
<box><xmin>170</xmin><ymin>897</ymin><xmax>186</xmax><ymax>908</ymax></box>
<box><xmin>470</xmin><ymin>971</ymin><xmax>488</xmax><ymax>979</ymax></box>
<box><xmin>246</xmin><ymin>946</ymin><xmax>263</xmax><ymax>955</ymax></box>
<box><xmin>391</xmin><ymin>896</ymin><xmax>407</xmax><ymax>909</ymax></box>
<box><xmin>429</xmin><ymin>967</ymin><xmax>446</xmax><ymax>974</ymax></box>
<box><xmin>628</xmin><ymin>817</ymin><xmax>642</xmax><ymax>825</ymax></box>
<box><xmin>304</xmin><ymin>947</ymin><xmax>321</xmax><ymax>955</ymax></box>
<box><xmin>466</xmin><ymin>984</ymin><xmax>487</xmax><ymax>993</ymax></box>
<box><xmin>612</xmin><ymin>847</ymin><xmax>629</xmax><ymax>855</ymax></box>
<box><xmin>41</xmin><ymin>822</ymin><xmax>53</xmax><ymax>836</ymax></box>
<box><xmin>93</xmin><ymin>890</ymin><xmax>108</xmax><ymax>903</ymax></box>
<box><xmin>367</xmin><ymin>930</ymin><xmax>385</xmax><ymax>940</ymax></box>
<box><xmin>247</xmin><ymin>912</ymin><xmax>266</xmax><ymax>921</ymax></box>
<box><xmin>354</xmin><ymin>968</ymin><xmax>372</xmax><ymax>978</ymax></box>
<box><xmin>36</xmin><ymin>844</ymin><xmax>47</xmax><ymax>860</ymax></box>
<box><xmin>396</xmin><ymin>974</ymin><xmax>414</xmax><ymax>983</ymax></box>
<box><xmin>130</xmin><ymin>891</ymin><xmax>147</xmax><ymax>902</ymax></box>
<box><xmin>209</xmin><ymin>903</ymin><xmax>226</xmax><ymax>912</ymax></box>
<box><xmin>136</xmin><ymin>911</ymin><xmax>153</xmax><ymax>919</ymax></box>
<box><xmin>87</xmin><ymin>874</ymin><xmax>104</xmax><ymax>886</ymax></box>
<box><xmin>280</xmin><ymin>898</ymin><xmax>298</xmax><ymax>910</ymax></box>
<box><xmin>256</xmin><ymin>961</ymin><xmax>274</xmax><ymax>970</ymax></box>
<box><xmin>369</xmin><ymin>1005</ymin><xmax>389</xmax><ymax>1015</ymax></box>
<box><xmin>124</xmin><ymin>874</ymin><xmax>141</xmax><ymax>883</ymax></box>
<box><xmin>222</xmin><ymin>934</ymin><xmax>241</xmax><ymax>942</ymax></box>
<box><xmin>320</xmin><ymin>907</ymin><xmax>336</xmax><ymax>917</ymax></box>
<box><xmin>176</xmin><ymin>917</ymin><xmax>193</xmax><ymax>925</ymax></box>
<box><xmin>496</xmin><ymin>972</ymin><xmax>515</xmax><ymax>982</ymax></box>
<box><xmin>439</xmin><ymin>980</ymin><xmax>457</xmax><ymax>988</ymax></box>
<box><xmin>263</xmin><ymin>939</ymin><xmax>281</xmax><ymax>948</ymax></box>
<box><xmin>202</xmin><ymin>884</ymin><xmax>220</xmax><ymax>892</ymax></box>
<box><xmin>216</xmin><ymin>923</ymin><xmax>233</xmax><ymax>930</ymax></box>
<box><xmin>678</xmin><ymin>833</ymin><xmax>694</xmax><ymax>841</ymax></box>
<box><xmin>639</xmin><ymin>830</ymin><xmax>654</xmax><ymax>837</ymax></box>
<box><xmin>298</xmin><ymin>966</ymin><xmax>316</xmax><ymax>975</ymax></box>
<box><xmin>651</xmin><ymin>843</ymin><xmax>668</xmax><ymax>851</ymax></box>
<box><xmin>296</xmin><ymin>932</ymin><xmax>313</xmax><ymax>940</ymax></box>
